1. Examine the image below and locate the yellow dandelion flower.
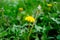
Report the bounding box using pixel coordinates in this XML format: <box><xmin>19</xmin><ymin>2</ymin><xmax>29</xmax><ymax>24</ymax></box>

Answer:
<box><xmin>47</xmin><ymin>4</ymin><xmax>52</xmax><ymax>7</ymax></box>
<box><xmin>25</xmin><ymin>16</ymin><xmax>35</xmax><ymax>23</ymax></box>
<box><xmin>19</xmin><ymin>8</ymin><xmax>23</xmax><ymax>11</ymax></box>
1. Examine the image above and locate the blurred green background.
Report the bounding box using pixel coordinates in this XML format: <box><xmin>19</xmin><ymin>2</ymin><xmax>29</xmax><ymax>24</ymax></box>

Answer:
<box><xmin>0</xmin><ymin>0</ymin><xmax>60</xmax><ymax>40</ymax></box>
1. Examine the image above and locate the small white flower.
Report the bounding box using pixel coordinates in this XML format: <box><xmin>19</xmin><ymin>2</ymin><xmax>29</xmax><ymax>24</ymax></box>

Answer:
<box><xmin>37</xmin><ymin>5</ymin><xmax>41</xmax><ymax>10</ymax></box>
<box><xmin>54</xmin><ymin>2</ymin><xmax>57</xmax><ymax>4</ymax></box>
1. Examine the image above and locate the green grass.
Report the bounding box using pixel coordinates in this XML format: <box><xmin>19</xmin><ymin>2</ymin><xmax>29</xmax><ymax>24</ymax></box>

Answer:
<box><xmin>0</xmin><ymin>0</ymin><xmax>60</xmax><ymax>40</ymax></box>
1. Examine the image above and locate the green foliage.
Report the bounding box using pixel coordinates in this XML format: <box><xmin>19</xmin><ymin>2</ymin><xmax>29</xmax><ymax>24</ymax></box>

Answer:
<box><xmin>0</xmin><ymin>0</ymin><xmax>60</xmax><ymax>40</ymax></box>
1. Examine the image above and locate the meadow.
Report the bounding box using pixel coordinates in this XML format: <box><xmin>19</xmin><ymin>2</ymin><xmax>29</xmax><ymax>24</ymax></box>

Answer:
<box><xmin>0</xmin><ymin>0</ymin><xmax>60</xmax><ymax>40</ymax></box>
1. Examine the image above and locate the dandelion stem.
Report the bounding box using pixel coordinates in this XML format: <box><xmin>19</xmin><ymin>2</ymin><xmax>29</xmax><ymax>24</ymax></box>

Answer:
<box><xmin>27</xmin><ymin>10</ymin><xmax>39</xmax><ymax>40</ymax></box>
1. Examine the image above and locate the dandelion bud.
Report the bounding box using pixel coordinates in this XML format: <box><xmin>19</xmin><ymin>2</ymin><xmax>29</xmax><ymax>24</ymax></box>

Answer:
<box><xmin>19</xmin><ymin>8</ymin><xmax>23</xmax><ymax>12</ymax></box>
<box><xmin>47</xmin><ymin>4</ymin><xmax>52</xmax><ymax>7</ymax></box>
